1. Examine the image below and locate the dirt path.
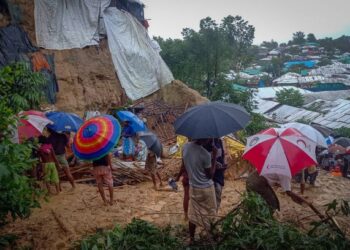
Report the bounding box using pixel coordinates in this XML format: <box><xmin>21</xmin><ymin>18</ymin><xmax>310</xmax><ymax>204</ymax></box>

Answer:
<box><xmin>1</xmin><ymin>171</ymin><xmax>350</xmax><ymax>249</ymax></box>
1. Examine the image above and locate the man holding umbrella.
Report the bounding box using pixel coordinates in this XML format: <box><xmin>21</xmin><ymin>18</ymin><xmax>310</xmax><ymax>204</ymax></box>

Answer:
<box><xmin>174</xmin><ymin>101</ymin><xmax>251</xmax><ymax>243</ymax></box>
<box><xmin>182</xmin><ymin>138</ymin><xmax>217</xmax><ymax>244</ymax></box>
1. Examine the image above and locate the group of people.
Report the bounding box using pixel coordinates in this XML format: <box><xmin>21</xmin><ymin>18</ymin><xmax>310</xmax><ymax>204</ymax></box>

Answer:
<box><xmin>35</xmin><ymin>128</ymin><xmax>76</xmax><ymax>194</ymax></box>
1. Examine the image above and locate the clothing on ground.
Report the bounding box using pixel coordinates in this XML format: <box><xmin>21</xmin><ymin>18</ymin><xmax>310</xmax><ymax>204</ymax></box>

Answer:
<box><xmin>92</xmin><ymin>165</ymin><xmax>113</xmax><ymax>186</ymax></box>
<box><xmin>145</xmin><ymin>153</ymin><xmax>157</xmax><ymax>175</ymax></box>
<box><xmin>183</xmin><ymin>142</ymin><xmax>212</xmax><ymax>188</ymax></box>
<box><xmin>188</xmin><ymin>185</ymin><xmax>217</xmax><ymax>229</ymax></box>
<box><xmin>263</xmin><ymin>173</ymin><xmax>291</xmax><ymax>192</ymax></box>
<box><xmin>43</xmin><ymin>162</ymin><xmax>59</xmax><ymax>184</ymax></box>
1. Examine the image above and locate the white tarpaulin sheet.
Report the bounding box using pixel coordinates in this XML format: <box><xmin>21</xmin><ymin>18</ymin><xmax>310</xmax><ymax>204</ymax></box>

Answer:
<box><xmin>34</xmin><ymin>0</ymin><xmax>110</xmax><ymax>50</ymax></box>
<box><xmin>103</xmin><ymin>8</ymin><xmax>173</xmax><ymax>100</ymax></box>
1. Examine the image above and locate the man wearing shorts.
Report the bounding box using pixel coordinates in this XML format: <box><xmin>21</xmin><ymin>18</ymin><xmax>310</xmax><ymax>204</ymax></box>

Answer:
<box><xmin>47</xmin><ymin>128</ymin><xmax>75</xmax><ymax>189</ymax></box>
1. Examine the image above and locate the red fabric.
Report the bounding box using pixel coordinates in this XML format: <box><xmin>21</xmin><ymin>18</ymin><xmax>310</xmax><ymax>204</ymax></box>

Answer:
<box><xmin>279</xmin><ymin>138</ymin><xmax>317</xmax><ymax>176</ymax></box>
<box><xmin>18</xmin><ymin>119</ymin><xmax>42</xmax><ymax>141</ymax></box>
<box><xmin>243</xmin><ymin>137</ymin><xmax>276</xmax><ymax>174</ymax></box>
<box><xmin>18</xmin><ymin>111</ymin><xmax>49</xmax><ymax>142</ymax></box>
<box><xmin>259</xmin><ymin>128</ymin><xmax>278</xmax><ymax>136</ymax></box>
<box><xmin>31</xmin><ymin>52</ymin><xmax>50</xmax><ymax>72</ymax></box>
<box><xmin>280</xmin><ymin>128</ymin><xmax>303</xmax><ymax>137</ymax></box>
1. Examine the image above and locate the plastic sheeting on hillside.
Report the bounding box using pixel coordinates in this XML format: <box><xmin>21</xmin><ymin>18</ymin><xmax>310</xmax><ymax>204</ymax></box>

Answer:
<box><xmin>103</xmin><ymin>8</ymin><xmax>173</xmax><ymax>100</ymax></box>
<box><xmin>0</xmin><ymin>25</ymin><xmax>37</xmax><ymax>67</ymax></box>
<box><xmin>34</xmin><ymin>0</ymin><xmax>110</xmax><ymax>50</ymax></box>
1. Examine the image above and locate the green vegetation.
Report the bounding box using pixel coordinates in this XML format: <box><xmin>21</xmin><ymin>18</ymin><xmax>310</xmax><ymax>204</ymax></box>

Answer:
<box><xmin>276</xmin><ymin>88</ymin><xmax>304</xmax><ymax>107</ymax></box>
<box><xmin>0</xmin><ymin>63</ymin><xmax>45</xmax><ymax>226</ymax></box>
<box><xmin>78</xmin><ymin>193</ymin><xmax>350</xmax><ymax>250</ymax></box>
<box><xmin>78</xmin><ymin>219</ymin><xmax>182</xmax><ymax>250</ymax></box>
<box><xmin>237</xmin><ymin>113</ymin><xmax>270</xmax><ymax>143</ymax></box>
<box><xmin>334</xmin><ymin>127</ymin><xmax>350</xmax><ymax>138</ymax></box>
<box><xmin>156</xmin><ymin>15</ymin><xmax>255</xmax><ymax>101</ymax></box>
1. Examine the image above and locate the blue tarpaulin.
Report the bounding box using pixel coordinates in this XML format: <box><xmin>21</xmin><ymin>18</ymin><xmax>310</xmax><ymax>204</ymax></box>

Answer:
<box><xmin>284</xmin><ymin>60</ymin><xmax>316</xmax><ymax>69</ymax></box>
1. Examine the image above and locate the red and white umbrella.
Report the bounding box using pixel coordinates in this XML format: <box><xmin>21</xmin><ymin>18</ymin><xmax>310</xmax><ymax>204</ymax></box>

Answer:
<box><xmin>16</xmin><ymin>110</ymin><xmax>53</xmax><ymax>143</ymax></box>
<box><xmin>243</xmin><ymin>127</ymin><xmax>317</xmax><ymax>178</ymax></box>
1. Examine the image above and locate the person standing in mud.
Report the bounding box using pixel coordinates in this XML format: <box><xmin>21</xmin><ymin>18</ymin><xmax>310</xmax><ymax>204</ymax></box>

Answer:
<box><xmin>212</xmin><ymin>138</ymin><xmax>227</xmax><ymax>212</ymax></box>
<box><xmin>92</xmin><ymin>153</ymin><xmax>114</xmax><ymax>205</ymax></box>
<box><xmin>47</xmin><ymin>128</ymin><xmax>76</xmax><ymax>189</ymax></box>
<box><xmin>182</xmin><ymin>139</ymin><xmax>217</xmax><ymax>244</ymax></box>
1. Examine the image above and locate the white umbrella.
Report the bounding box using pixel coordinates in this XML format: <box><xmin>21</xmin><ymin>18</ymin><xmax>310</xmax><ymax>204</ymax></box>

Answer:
<box><xmin>281</xmin><ymin>122</ymin><xmax>327</xmax><ymax>148</ymax></box>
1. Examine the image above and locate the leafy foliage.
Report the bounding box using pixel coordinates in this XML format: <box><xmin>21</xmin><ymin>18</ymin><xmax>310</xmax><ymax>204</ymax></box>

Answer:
<box><xmin>237</xmin><ymin>113</ymin><xmax>270</xmax><ymax>143</ymax></box>
<box><xmin>334</xmin><ymin>127</ymin><xmax>350</xmax><ymax>138</ymax></box>
<box><xmin>78</xmin><ymin>219</ymin><xmax>182</xmax><ymax>250</ymax></box>
<box><xmin>78</xmin><ymin>194</ymin><xmax>350</xmax><ymax>250</ymax></box>
<box><xmin>0</xmin><ymin>62</ymin><xmax>44</xmax><ymax>226</ymax></box>
<box><xmin>156</xmin><ymin>15</ymin><xmax>255</xmax><ymax>101</ymax></box>
<box><xmin>0</xmin><ymin>62</ymin><xmax>45</xmax><ymax>112</ymax></box>
<box><xmin>291</xmin><ymin>31</ymin><xmax>306</xmax><ymax>45</ymax></box>
<box><xmin>276</xmin><ymin>88</ymin><xmax>304</xmax><ymax>107</ymax></box>
<box><xmin>212</xmin><ymin>192</ymin><xmax>350</xmax><ymax>250</ymax></box>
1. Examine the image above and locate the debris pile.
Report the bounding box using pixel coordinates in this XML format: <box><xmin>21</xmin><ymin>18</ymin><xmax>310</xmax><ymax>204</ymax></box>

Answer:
<box><xmin>132</xmin><ymin>99</ymin><xmax>187</xmax><ymax>144</ymax></box>
<box><xmin>59</xmin><ymin>159</ymin><xmax>152</xmax><ymax>186</ymax></box>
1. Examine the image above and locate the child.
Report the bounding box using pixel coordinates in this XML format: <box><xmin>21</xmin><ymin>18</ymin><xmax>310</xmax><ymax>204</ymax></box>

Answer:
<box><xmin>145</xmin><ymin>150</ymin><xmax>163</xmax><ymax>190</ymax></box>
<box><xmin>38</xmin><ymin>142</ymin><xmax>60</xmax><ymax>194</ymax></box>
<box><xmin>92</xmin><ymin>154</ymin><xmax>114</xmax><ymax>205</ymax></box>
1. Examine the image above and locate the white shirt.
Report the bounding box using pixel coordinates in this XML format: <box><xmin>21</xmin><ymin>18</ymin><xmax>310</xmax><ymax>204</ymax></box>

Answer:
<box><xmin>263</xmin><ymin>173</ymin><xmax>291</xmax><ymax>192</ymax></box>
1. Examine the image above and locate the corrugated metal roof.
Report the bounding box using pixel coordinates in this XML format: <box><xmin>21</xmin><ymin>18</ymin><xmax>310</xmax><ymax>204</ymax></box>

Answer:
<box><xmin>254</xmin><ymin>96</ymin><xmax>350</xmax><ymax>129</ymax></box>
<box><xmin>253</xmin><ymin>98</ymin><xmax>279</xmax><ymax>114</ymax></box>
<box><xmin>255</xmin><ymin>86</ymin><xmax>311</xmax><ymax>99</ymax></box>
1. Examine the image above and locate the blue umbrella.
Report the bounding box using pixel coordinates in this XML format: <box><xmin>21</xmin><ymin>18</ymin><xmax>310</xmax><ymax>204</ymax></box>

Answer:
<box><xmin>46</xmin><ymin>111</ymin><xmax>83</xmax><ymax>133</ymax></box>
<box><xmin>117</xmin><ymin>111</ymin><xmax>146</xmax><ymax>132</ymax></box>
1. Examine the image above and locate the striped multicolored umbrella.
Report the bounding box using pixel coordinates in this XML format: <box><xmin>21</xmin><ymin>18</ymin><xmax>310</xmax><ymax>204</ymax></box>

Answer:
<box><xmin>73</xmin><ymin>115</ymin><xmax>121</xmax><ymax>161</ymax></box>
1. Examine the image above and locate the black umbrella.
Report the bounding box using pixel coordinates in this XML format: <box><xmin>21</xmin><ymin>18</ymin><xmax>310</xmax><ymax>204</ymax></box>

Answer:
<box><xmin>139</xmin><ymin>132</ymin><xmax>162</xmax><ymax>157</ymax></box>
<box><xmin>174</xmin><ymin>101</ymin><xmax>251</xmax><ymax>139</ymax></box>
<box><xmin>334</xmin><ymin>137</ymin><xmax>350</xmax><ymax>148</ymax></box>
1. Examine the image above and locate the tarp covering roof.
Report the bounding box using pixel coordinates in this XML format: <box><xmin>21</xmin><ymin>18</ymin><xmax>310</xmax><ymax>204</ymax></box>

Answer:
<box><xmin>255</xmin><ymin>86</ymin><xmax>311</xmax><ymax>99</ymax></box>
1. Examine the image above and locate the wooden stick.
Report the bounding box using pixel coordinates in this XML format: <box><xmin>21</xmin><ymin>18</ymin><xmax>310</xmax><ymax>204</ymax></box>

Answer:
<box><xmin>51</xmin><ymin>209</ymin><xmax>70</xmax><ymax>233</ymax></box>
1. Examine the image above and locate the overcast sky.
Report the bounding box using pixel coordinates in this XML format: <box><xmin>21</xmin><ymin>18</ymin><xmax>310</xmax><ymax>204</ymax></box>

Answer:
<box><xmin>143</xmin><ymin>0</ymin><xmax>350</xmax><ymax>44</ymax></box>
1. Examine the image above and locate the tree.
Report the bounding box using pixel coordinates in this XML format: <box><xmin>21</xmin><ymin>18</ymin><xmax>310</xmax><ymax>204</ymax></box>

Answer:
<box><xmin>307</xmin><ymin>33</ymin><xmax>317</xmax><ymax>43</ymax></box>
<box><xmin>292</xmin><ymin>31</ymin><xmax>306</xmax><ymax>45</ymax></box>
<box><xmin>261</xmin><ymin>40</ymin><xmax>278</xmax><ymax>50</ymax></box>
<box><xmin>334</xmin><ymin>127</ymin><xmax>350</xmax><ymax>138</ymax></box>
<box><xmin>0</xmin><ymin>62</ymin><xmax>45</xmax><ymax>226</ymax></box>
<box><xmin>221</xmin><ymin>15</ymin><xmax>255</xmax><ymax>72</ymax></box>
<box><xmin>276</xmin><ymin>88</ymin><xmax>304</xmax><ymax>107</ymax></box>
<box><xmin>158</xmin><ymin>15</ymin><xmax>255</xmax><ymax>101</ymax></box>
